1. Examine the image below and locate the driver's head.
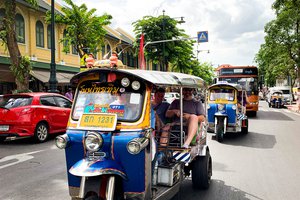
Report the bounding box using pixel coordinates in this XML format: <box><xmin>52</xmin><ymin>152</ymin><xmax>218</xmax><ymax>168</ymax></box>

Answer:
<box><xmin>154</xmin><ymin>87</ymin><xmax>165</xmax><ymax>103</ymax></box>
<box><xmin>183</xmin><ymin>88</ymin><xmax>194</xmax><ymax>98</ymax></box>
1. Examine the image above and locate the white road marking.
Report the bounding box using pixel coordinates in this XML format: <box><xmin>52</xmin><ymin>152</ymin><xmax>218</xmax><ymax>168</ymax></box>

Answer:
<box><xmin>0</xmin><ymin>150</ymin><xmax>44</xmax><ymax>170</ymax></box>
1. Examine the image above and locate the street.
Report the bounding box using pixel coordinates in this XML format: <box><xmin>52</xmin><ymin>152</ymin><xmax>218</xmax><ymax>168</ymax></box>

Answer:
<box><xmin>1</xmin><ymin>100</ymin><xmax>300</xmax><ymax>200</ymax></box>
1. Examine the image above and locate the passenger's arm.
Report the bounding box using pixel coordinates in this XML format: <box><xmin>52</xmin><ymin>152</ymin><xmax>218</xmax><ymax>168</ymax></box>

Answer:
<box><xmin>165</xmin><ymin>100</ymin><xmax>180</xmax><ymax>118</ymax></box>
<box><xmin>166</xmin><ymin>109</ymin><xmax>180</xmax><ymax>118</ymax></box>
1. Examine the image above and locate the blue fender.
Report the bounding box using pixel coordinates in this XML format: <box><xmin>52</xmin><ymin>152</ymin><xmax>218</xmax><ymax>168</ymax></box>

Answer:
<box><xmin>214</xmin><ymin>111</ymin><xmax>227</xmax><ymax>117</ymax></box>
<box><xmin>69</xmin><ymin>157</ymin><xmax>127</xmax><ymax>180</ymax></box>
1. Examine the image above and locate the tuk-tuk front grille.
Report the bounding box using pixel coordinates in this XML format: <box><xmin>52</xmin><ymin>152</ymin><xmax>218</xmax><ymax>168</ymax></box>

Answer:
<box><xmin>87</xmin><ymin>151</ymin><xmax>106</xmax><ymax>161</ymax></box>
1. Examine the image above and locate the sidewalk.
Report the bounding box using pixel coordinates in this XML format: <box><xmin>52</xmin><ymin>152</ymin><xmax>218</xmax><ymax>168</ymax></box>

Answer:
<box><xmin>286</xmin><ymin>103</ymin><xmax>300</xmax><ymax>113</ymax></box>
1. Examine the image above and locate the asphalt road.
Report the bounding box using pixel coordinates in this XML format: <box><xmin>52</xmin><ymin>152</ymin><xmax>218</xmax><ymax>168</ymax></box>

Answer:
<box><xmin>1</xmin><ymin>100</ymin><xmax>300</xmax><ymax>200</ymax></box>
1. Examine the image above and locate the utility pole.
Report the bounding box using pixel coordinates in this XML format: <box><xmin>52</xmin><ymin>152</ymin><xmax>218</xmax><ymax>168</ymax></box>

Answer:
<box><xmin>162</xmin><ymin>10</ymin><xmax>166</xmax><ymax>72</ymax></box>
<box><xmin>48</xmin><ymin>0</ymin><xmax>58</xmax><ymax>92</ymax></box>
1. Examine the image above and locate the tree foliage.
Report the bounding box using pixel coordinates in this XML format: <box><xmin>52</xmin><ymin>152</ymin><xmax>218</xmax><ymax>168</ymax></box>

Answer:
<box><xmin>133</xmin><ymin>15</ymin><xmax>215</xmax><ymax>83</ymax></box>
<box><xmin>46</xmin><ymin>0</ymin><xmax>112</xmax><ymax>57</ymax></box>
<box><xmin>133</xmin><ymin>15</ymin><xmax>194</xmax><ymax>72</ymax></box>
<box><xmin>0</xmin><ymin>0</ymin><xmax>36</xmax><ymax>92</ymax></box>
<box><xmin>255</xmin><ymin>0</ymin><xmax>300</xmax><ymax>87</ymax></box>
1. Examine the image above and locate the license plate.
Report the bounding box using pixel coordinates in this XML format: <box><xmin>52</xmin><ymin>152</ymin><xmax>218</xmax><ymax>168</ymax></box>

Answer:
<box><xmin>78</xmin><ymin>113</ymin><xmax>117</xmax><ymax>131</ymax></box>
<box><xmin>0</xmin><ymin>125</ymin><xmax>9</xmax><ymax>131</ymax></box>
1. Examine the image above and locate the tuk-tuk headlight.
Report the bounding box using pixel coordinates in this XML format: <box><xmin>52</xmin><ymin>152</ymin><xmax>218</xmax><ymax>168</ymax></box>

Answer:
<box><xmin>132</xmin><ymin>81</ymin><xmax>140</xmax><ymax>90</ymax></box>
<box><xmin>121</xmin><ymin>77</ymin><xmax>130</xmax><ymax>87</ymax></box>
<box><xmin>55</xmin><ymin>134</ymin><xmax>69</xmax><ymax>149</ymax></box>
<box><xmin>218</xmin><ymin>104</ymin><xmax>224</xmax><ymax>111</ymax></box>
<box><xmin>127</xmin><ymin>139</ymin><xmax>141</xmax><ymax>154</ymax></box>
<box><xmin>127</xmin><ymin>134</ymin><xmax>150</xmax><ymax>155</ymax></box>
<box><xmin>85</xmin><ymin>131</ymin><xmax>103</xmax><ymax>152</ymax></box>
<box><xmin>232</xmin><ymin>105</ymin><xmax>236</xmax><ymax>110</ymax></box>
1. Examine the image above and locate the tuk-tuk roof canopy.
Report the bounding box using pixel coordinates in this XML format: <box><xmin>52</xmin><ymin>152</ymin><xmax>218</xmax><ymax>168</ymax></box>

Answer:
<box><xmin>208</xmin><ymin>82</ymin><xmax>243</xmax><ymax>91</ymax></box>
<box><xmin>120</xmin><ymin>69</ymin><xmax>205</xmax><ymax>88</ymax></box>
<box><xmin>271</xmin><ymin>90</ymin><xmax>283</xmax><ymax>94</ymax></box>
<box><xmin>71</xmin><ymin>68</ymin><xmax>205</xmax><ymax>89</ymax></box>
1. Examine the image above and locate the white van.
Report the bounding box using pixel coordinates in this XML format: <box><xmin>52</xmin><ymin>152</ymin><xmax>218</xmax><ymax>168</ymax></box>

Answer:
<box><xmin>269</xmin><ymin>86</ymin><xmax>293</xmax><ymax>105</ymax></box>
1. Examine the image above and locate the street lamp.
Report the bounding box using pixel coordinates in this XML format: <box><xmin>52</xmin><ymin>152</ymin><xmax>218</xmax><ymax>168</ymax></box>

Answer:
<box><xmin>48</xmin><ymin>0</ymin><xmax>58</xmax><ymax>92</ymax></box>
<box><xmin>144</xmin><ymin>37</ymin><xmax>197</xmax><ymax>68</ymax></box>
<box><xmin>162</xmin><ymin>10</ymin><xmax>185</xmax><ymax>72</ymax></box>
<box><xmin>197</xmin><ymin>49</ymin><xmax>210</xmax><ymax>61</ymax></box>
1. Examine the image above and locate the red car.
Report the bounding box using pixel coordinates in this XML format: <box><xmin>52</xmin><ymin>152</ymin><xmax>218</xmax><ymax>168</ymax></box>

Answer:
<box><xmin>0</xmin><ymin>92</ymin><xmax>72</xmax><ymax>143</ymax></box>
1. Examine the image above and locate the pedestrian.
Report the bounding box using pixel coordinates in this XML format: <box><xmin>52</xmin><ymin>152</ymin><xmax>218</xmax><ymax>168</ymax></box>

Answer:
<box><xmin>65</xmin><ymin>87</ymin><xmax>73</xmax><ymax>101</ymax></box>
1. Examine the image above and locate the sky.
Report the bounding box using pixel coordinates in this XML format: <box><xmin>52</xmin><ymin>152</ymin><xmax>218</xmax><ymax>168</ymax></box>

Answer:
<box><xmin>57</xmin><ymin>0</ymin><xmax>276</xmax><ymax>67</ymax></box>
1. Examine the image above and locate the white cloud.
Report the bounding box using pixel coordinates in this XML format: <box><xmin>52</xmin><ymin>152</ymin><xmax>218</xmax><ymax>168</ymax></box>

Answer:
<box><xmin>58</xmin><ymin>0</ymin><xmax>275</xmax><ymax>66</ymax></box>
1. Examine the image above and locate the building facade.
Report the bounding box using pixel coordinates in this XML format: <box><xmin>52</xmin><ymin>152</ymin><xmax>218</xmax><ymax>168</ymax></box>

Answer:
<box><xmin>0</xmin><ymin>0</ymin><xmax>137</xmax><ymax>94</ymax></box>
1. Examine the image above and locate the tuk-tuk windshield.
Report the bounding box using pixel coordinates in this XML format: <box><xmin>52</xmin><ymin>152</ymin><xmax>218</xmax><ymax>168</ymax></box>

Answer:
<box><xmin>209</xmin><ymin>88</ymin><xmax>235</xmax><ymax>101</ymax></box>
<box><xmin>72</xmin><ymin>81</ymin><xmax>144</xmax><ymax>122</ymax></box>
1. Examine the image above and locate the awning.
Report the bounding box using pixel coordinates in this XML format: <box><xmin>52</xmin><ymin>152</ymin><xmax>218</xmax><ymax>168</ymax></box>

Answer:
<box><xmin>30</xmin><ymin>70</ymin><xmax>76</xmax><ymax>84</ymax></box>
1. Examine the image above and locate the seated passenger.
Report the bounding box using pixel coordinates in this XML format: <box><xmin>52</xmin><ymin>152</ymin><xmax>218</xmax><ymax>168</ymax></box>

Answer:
<box><xmin>151</xmin><ymin>88</ymin><xmax>170</xmax><ymax>145</ymax></box>
<box><xmin>166</xmin><ymin>88</ymin><xmax>206</xmax><ymax>148</ymax></box>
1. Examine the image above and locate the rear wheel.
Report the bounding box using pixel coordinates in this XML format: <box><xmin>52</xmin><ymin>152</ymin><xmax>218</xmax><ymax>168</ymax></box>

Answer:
<box><xmin>34</xmin><ymin>122</ymin><xmax>49</xmax><ymax>143</ymax></box>
<box><xmin>192</xmin><ymin>152</ymin><xmax>212</xmax><ymax>189</ymax></box>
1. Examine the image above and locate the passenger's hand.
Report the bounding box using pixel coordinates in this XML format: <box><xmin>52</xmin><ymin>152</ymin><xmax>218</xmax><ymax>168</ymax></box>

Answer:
<box><xmin>183</xmin><ymin>113</ymin><xmax>191</xmax><ymax>120</ymax></box>
<box><xmin>174</xmin><ymin>110</ymin><xmax>180</xmax><ymax>117</ymax></box>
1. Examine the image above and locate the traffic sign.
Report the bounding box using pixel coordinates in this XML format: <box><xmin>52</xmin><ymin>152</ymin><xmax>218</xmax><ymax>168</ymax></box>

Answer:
<box><xmin>197</xmin><ymin>31</ymin><xmax>208</xmax><ymax>43</ymax></box>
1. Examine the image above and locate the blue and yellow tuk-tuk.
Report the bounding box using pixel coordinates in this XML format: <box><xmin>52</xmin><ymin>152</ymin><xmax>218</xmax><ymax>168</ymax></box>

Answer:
<box><xmin>207</xmin><ymin>82</ymin><xmax>248</xmax><ymax>142</ymax></box>
<box><xmin>55</xmin><ymin>59</ymin><xmax>212</xmax><ymax>200</ymax></box>
<box><xmin>267</xmin><ymin>90</ymin><xmax>285</xmax><ymax>108</ymax></box>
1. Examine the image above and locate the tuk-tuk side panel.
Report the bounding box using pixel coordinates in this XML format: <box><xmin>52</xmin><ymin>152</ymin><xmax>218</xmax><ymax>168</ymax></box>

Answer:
<box><xmin>207</xmin><ymin>104</ymin><xmax>217</xmax><ymax>123</ymax></box>
<box><xmin>207</xmin><ymin>104</ymin><xmax>236</xmax><ymax>124</ymax></box>
<box><xmin>65</xmin><ymin>130</ymin><xmax>85</xmax><ymax>188</ymax></box>
<box><xmin>112</xmin><ymin>132</ymin><xmax>147</xmax><ymax>193</ymax></box>
<box><xmin>225</xmin><ymin>104</ymin><xmax>236</xmax><ymax>124</ymax></box>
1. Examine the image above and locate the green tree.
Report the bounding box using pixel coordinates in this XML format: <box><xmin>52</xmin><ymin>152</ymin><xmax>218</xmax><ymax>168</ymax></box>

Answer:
<box><xmin>191</xmin><ymin>61</ymin><xmax>215</xmax><ymax>85</ymax></box>
<box><xmin>0</xmin><ymin>0</ymin><xmax>37</xmax><ymax>92</ymax></box>
<box><xmin>255</xmin><ymin>0</ymin><xmax>300</xmax><ymax>88</ymax></box>
<box><xmin>133</xmin><ymin>15</ymin><xmax>193</xmax><ymax>72</ymax></box>
<box><xmin>46</xmin><ymin>0</ymin><xmax>112</xmax><ymax>58</ymax></box>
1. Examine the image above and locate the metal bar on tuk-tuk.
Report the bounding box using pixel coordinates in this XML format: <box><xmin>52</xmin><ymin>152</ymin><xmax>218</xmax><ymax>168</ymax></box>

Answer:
<box><xmin>106</xmin><ymin>176</ymin><xmax>116</xmax><ymax>200</ymax></box>
<box><xmin>180</xmin><ymin>87</ymin><xmax>183</xmax><ymax>147</ymax></box>
<box><xmin>78</xmin><ymin>176</ymin><xmax>86</xmax><ymax>198</ymax></box>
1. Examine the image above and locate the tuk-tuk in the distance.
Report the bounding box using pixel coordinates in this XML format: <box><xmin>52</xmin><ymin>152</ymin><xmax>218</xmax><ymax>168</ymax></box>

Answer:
<box><xmin>55</xmin><ymin>58</ymin><xmax>212</xmax><ymax>200</ymax></box>
<box><xmin>207</xmin><ymin>82</ymin><xmax>248</xmax><ymax>142</ymax></box>
<box><xmin>267</xmin><ymin>90</ymin><xmax>285</xmax><ymax>108</ymax></box>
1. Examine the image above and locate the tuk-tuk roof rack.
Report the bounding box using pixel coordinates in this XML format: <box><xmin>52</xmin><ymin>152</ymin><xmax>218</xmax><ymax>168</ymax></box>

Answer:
<box><xmin>71</xmin><ymin>67</ymin><xmax>206</xmax><ymax>89</ymax></box>
<box><xmin>208</xmin><ymin>82</ymin><xmax>243</xmax><ymax>91</ymax></box>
